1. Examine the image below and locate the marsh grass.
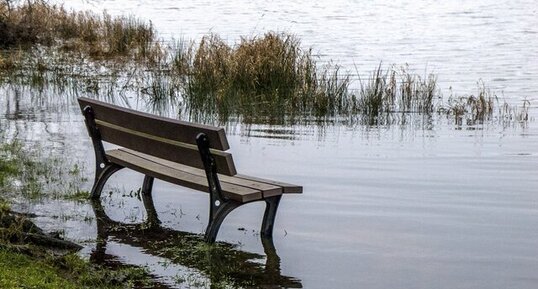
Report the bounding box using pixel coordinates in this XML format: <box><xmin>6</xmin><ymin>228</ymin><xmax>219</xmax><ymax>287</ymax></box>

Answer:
<box><xmin>0</xmin><ymin>0</ymin><xmax>157</xmax><ymax>60</ymax></box>
<box><xmin>177</xmin><ymin>33</ymin><xmax>351</xmax><ymax>121</ymax></box>
<box><xmin>499</xmin><ymin>98</ymin><xmax>530</xmax><ymax>123</ymax></box>
<box><xmin>0</xmin><ymin>137</ymin><xmax>88</xmax><ymax>202</ymax></box>
<box><xmin>438</xmin><ymin>81</ymin><xmax>497</xmax><ymax>125</ymax></box>
<box><xmin>0</xmin><ymin>1</ymin><xmax>531</xmax><ymax>126</ymax></box>
<box><xmin>355</xmin><ymin>64</ymin><xmax>438</xmax><ymax>117</ymax></box>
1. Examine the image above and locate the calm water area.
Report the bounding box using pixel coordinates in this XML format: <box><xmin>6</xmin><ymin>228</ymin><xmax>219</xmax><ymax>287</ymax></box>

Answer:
<box><xmin>2</xmin><ymin>0</ymin><xmax>538</xmax><ymax>288</ymax></box>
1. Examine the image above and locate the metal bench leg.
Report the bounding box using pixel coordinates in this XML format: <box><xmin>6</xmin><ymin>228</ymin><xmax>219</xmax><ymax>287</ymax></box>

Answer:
<box><xmin>83</xmin><ymin>105</ymin><xmax>124</xmax><ymax>200</ymax></box>
<box><xmin>261</xmin><ymin>195</ymin><xmax>282</xmax><ymax>239</ymax></box>
<box><xmin>204</xmin><ymin>201</ymin><xmax>241</xmax><ymax>243</ymax></box>
<box><xmin>141</xmin><ymin>175</ymin><xmax>161</xmax><ymax>226</ymax></box>
<box><xmin>90</xmin><ymin>164</ymin><xmax>122</xmax><ymax>199</ymax></box>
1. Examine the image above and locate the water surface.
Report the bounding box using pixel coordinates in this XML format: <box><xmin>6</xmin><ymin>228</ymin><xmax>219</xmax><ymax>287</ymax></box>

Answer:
<box><xmin>2</xmin><ymin>0</ymin><xmax>538</xmax><ymax>288</ymax></box>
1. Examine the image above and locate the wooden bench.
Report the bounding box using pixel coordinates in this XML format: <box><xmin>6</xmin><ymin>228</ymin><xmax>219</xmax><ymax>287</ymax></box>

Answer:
<box><xmin>78</xmin><ymin>97</ymin><xmax>302</xmax><ymax>243</ymax></box>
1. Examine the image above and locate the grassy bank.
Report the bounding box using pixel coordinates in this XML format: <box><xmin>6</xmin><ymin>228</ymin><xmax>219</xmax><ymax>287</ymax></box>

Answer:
<box><xmin>0</xmin><ymin>137</ymin><xmax>159</xmax><ymax>288</ymax></box>
<box><xmin>0</xmin><ymin>246</ymin><xmax>153</xmax><ymax>289</ymax></box>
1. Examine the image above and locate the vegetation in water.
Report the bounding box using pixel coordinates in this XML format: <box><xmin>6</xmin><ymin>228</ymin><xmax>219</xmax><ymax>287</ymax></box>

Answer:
<box><xmin>0</xmin><ymin>0</ymin><xmax>156</xmax><ymax>59</ymax></box>
<box><xmin>0</xmin><ymin>138</ymin><xmax>161</xmax><ymax>288</ymax></box>
<box><xmin>0</xmin><ymin>138</ymin><xmax>88</xmax><ymax>202</ymax></box>
<box><xmin>175</xmin><ymin>33</ymin><xmax>350</xmax><ymax>121</ymax></box>
<box><xmin>0</xmin><ymin>0</ymin><xmax>531</xmax><ymax>126</ymax></box>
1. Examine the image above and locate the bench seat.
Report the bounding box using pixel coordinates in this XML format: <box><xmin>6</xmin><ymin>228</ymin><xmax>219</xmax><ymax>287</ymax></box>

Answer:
<box><xmin>107</xmin><ymin>148</ymin><xmax>302</xmax><ymax>203</ymax></box>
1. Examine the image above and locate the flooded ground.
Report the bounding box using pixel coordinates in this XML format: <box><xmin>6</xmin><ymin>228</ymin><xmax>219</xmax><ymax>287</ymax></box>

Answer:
<box><xmin>2</xmin><ymin>0</ymin><xmax>538</xmax><ymax>288</ymax></box>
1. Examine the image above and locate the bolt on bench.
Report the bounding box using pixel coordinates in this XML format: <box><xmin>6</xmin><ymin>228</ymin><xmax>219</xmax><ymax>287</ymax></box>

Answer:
<box><xmin>78</xmin><ymin>97</ymin><xmax>302</xmax><ymax>243</ymax></box>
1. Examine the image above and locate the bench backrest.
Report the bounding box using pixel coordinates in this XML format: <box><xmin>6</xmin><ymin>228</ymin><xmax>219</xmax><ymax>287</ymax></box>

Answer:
<box><xmin>78</xmin><ymin>97</ymin><xmax>237</xmax><ymax>176</ymax></box>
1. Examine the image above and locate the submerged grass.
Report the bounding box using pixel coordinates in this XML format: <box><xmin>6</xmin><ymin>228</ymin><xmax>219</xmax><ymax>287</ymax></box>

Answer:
<box><xmin>91</xmin><ymin>204</ymin><xmax>302</xmax><ymax>289</ymax></box>
<box><xmin>0</xmin><ymin>136</ymin><xmax>159</xmax><ymax>288</ymax></box>
<box><xmin>0</xmin><ymin>138</ymin><xmax>87</xmax><ymax>201</ymax></box>
<box><xmin>178</xmin><ymin>33</ymin><xmax>350</xmax><ymax>120</ymax></box>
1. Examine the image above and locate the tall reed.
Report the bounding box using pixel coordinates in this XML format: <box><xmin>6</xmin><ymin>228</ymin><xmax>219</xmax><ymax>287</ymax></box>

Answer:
<box><xmin>0</xmin><ymin>1</ymin><xmax>157</xmax><ymax>60</ymax></box>
<box><xmin>356</xmin><ymin>64</ymin><xmax>440</xmax><ymax>120</ymax></box>
<box><xmin>176</xmin><ymin>32</ymin><xmax>350</xmax><ymax>121</ymax></box>
<box><xmin>0</xmin><ymin>1</ymin><xmax>529</xmax><ymax>126</ymax></box>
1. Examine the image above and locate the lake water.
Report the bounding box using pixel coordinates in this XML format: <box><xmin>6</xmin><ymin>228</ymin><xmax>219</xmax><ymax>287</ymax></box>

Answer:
<box><xmin>3</xmin><ymin>0</ymin><xmax>538</xmax><ymax>288</ymax></box>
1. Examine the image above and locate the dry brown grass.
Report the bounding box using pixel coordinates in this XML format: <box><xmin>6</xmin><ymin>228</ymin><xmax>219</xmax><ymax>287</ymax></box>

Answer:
<box><xmin>355</xmin><ymin>64</ymin><xmax>439</xmax><ymax>119</ymax></box>
<box><xmin>0</xmin><ymin>2</ymin><xmax>530</xmax><ymax>125</ymax></box>
<box><xmin>176</xmin><ymin>32</ymin><xmax>350</xmax><ymax>120</ymax></box>
<box><xmin>0</xmin><ymin>1</ymin><xmax>157</xmax><ymax>60</ymax></box>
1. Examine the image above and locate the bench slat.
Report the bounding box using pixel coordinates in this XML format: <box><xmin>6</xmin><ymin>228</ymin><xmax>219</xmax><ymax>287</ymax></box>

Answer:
<box><xmin>78</xmin><ymin>97</ymin><xmax>230</xmax><ymax>151</ymax></box>
<box><xmin>107</xmin><ymin>149</ymin><xmax>262</xmax><ymax>202</ymax></box>
<box><xmin>235</xmin><ymin>174</ymin><xmax>303</xmax><ymax>194</ymax></box>
<box><xmin>98</xmin><ymin>120</ymin><xmax>237</xmax><ymax>176</ymax></box>
<box><xmin>119</xmin><ymin>148</ymin><xmax>283</xmax><ymax>198</ymax></box>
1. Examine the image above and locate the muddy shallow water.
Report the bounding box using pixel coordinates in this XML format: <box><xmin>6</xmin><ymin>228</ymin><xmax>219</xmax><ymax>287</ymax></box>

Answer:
<box><xmin>3</xmin><ymin>0</ymin><xmax>538</xmax><ymax>288</ymax></box>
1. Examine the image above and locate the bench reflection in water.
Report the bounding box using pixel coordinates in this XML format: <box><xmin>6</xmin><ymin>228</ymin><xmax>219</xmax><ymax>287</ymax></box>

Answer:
<box><xmin>89</xmin><ymin>197</ymin><xmax>302</xmax><ymax>288</ymax></box>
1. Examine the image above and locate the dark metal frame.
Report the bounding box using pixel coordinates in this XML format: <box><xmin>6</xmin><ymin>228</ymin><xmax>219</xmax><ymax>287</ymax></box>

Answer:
<box><xmin>83</xmin><ymin>105</ymin><xmax>124</xmax><ymax>200</ymax></box>
<box><xmin>82</xmin><ymin>105</ymin><xmax>281</xmax><ymax>243</ymax></box>
<box><xmin>195</xmin><ymin>133</ymin><xmax>281</xmax><ymax>243</ymax></box>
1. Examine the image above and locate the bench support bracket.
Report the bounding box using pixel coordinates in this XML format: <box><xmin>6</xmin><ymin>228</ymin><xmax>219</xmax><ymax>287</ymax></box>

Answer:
<box><xmin>197</xmin><ymin>133</ymin><xmax>241</xmax><ymax>242</ymax></box>
<box><xmin>83</xmin><ymin>105</ymin><xmax>123</xmax><ymax>199</ymax></box>
<box><xmin>196</xmin><ymin>133</ymin><xmax>282</xmax><ymax>242</ymax></box>
<box><xmin>205</xmin><ymin>200</ymin><xmax>241</xmax><ymax>243</ymax></box>
<box><xmin>90</xmin><ymin>163</ymin><xmax>123</xmax><ymax>199</ymax></box>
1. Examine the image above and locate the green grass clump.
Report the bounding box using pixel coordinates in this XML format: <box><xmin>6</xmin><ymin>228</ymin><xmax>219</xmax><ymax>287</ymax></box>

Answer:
<box><xmin>0</xmin><ymin>249</ymin><xmax>81</xmax><ymax>289</ymax></box>
<box><xmin>0</xmin><ymin>247</ymin><xmax>155</xmax><ymax>288</ymax></box>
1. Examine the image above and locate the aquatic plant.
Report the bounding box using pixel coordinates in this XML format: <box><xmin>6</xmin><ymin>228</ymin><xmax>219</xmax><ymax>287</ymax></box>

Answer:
<box><xmin>0</xmin><ymin>0</ymin><xmax>157</xmax><ymax>60</ymax></box>
<box><xmin>177</xmin><ymin>32</ymin><xmax>350</xmax><ymax>121</ymax></box>
<box><xmin>355</xmin><ymin>64</ymin><xmax>439</xmax><ymax>117</ymax></box>
<box><xmin>356</xmin><ymin>64</ymin><xmax>389</xmax><ymax>116</ymax></box>
<box><xmin>0</xmin><ymin>1</ymin><xmax>530</xmax><ymax>126</ymax></box>
<box><xmin>438</xmin><ymin>81</ymin><xmax>496</xmax><ymax>125</ymax></box>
